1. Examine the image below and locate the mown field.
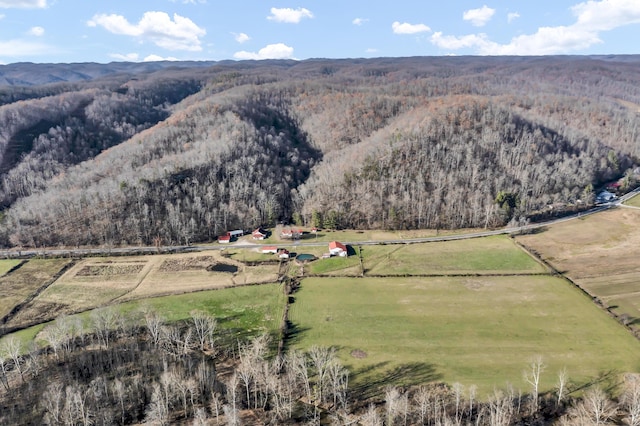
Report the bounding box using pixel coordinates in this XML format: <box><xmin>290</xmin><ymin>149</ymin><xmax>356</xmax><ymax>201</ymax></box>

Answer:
<box><xmin>288</xmin><ymin>276</ymin><xmax>640</xmax><ymax>396</ymax></box>
<box><xmin>361</xmin><ymin>235</ymin><xmax>546</xmax><ymax>275</ymax></box>
<box><xmin>517</xmin><ymin>208</ymin><xmax>640</xmax><ymax>332</ymax></box>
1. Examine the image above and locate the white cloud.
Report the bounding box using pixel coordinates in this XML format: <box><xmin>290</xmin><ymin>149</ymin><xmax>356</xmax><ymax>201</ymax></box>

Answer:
<box><xmin>234</xmin><ymin>43</ymin><xmax>295</xmax><ymax>60</ymax></box>
<box><xmin>0</xmin><ymin>13</ymin><xmax>4</xmax><ymax>19</ymax></box>
<box><xmin>463</xmin><ymin>5</ymin><xmax>495</xmax><ymax>27</ymax></box>
<box><xmin>28</xmin><ymin>26</ymin><xmax>44</xmax><ymax>36</ymax></box>
<box><xmin>430</xmin><ymin>32</ymin><xmax>491</xmax><ymax>50</ymax></box>
<box><xmin>233</xmin><ymin>32</ymin><xmax>250</xmax><ymax>43</ymax></box>
<box><xmin>365</xmin><ymin>48</ymin><xmax>378</xmax><ymax>53</ymax></box>
<box><xmin>392</xmin><ymin>21</ymin><xmax>431</xmax><ymax>34</ymax></box>
<box><xmin>507</xmin><ymin>12</ymin><xmax>520</xmax><ymax>23</ymax></box>
<box><xmin>0</xmin><ymin>0</ymin><xmax>46</xmax><ymax>8</ymax></box>
<box><xmin>109</xmin><ymin>52</ymin><xmax>140</xmax><ymax>61</ymax></box>
<box><xmin>88</xmin><ymin>11</ymin><xmax>206</xmax><ymax>51</ymax></box>
<box><xmin>432</xmin><ymin>0</ymin><xmax>640</xmax><ymax>55</ymax></box>
<box><xmin>143</xmin><ymin>54</ymin><xmax>179</xmax><ymax>62</ymax></box>
<box><xmin>267</xmin><ymin>7</ymin><xmax>313</xmax><ymax>23</ymax></box>
<box><xmin>352</xmin><ymin>17</ymin><xmax>368</xmax><ymax>26</ymax></box>
<box><xmin>108</xmin><ymin>53</ymin><xmax>179</xmax><ymax>62</ymax></box>
<box><xmin>572</xmin><ymin>0</ymin><xmax>640</xmax><ymax>31</ymax></box>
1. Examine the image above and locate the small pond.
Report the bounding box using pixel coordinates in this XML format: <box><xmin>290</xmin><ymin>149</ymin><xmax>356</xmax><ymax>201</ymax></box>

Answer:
<box><xmin>296</xmin><ymin>253</ymin><xmax>316</xmax><ymax>261</ymax></box>
<box><xmin>208</xmin><ymin>263</ymin><xmax>238</xmax><ymax>273</ymax></box>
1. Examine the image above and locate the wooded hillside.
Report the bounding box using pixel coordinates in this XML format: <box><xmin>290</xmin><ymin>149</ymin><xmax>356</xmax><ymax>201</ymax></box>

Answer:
<box><xmin>1</xmin><ymin>56</ymin><xmax>639</xmax><ymax>247</ymax></box>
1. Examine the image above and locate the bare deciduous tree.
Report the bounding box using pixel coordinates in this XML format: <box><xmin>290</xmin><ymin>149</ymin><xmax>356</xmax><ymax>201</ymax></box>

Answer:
<box><xmin>523</xmin><ymin>355</ymin><xmax>545</xmax><ymax>414</ymax></box>
<box><xmin>622</xmin><ymin>374</ymin><xmax>640</xmax><ymax>426</ymax></box>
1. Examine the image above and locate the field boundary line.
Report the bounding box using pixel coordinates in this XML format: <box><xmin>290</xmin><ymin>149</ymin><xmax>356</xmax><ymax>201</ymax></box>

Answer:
<box><xmin>0</xmin><ymin>259</ymin><xmax>28</xmax><ymax>278</ymax></box>
<box><xmin>0</xmin><ymin>260</ymin><xmax>76</xmax><ymax>337</ymax></box>
<box><xmin>515</xmin><ymin>239</ymin><xmax>640</xmax><ymax>341</ymax></box>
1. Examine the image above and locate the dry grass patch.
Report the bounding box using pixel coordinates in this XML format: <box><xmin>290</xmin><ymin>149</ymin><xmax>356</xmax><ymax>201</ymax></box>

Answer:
<box><xmin>0</xmin><ymin>259</ymin><xmax>23</xmax><ymax>277</ymax></box>
<box><xmin>517</xmin><ymin>208</ymin><xmax>640</xmax><ymax>331</ymax></box>
<box><xmin>0</xmin><ymin>259</ymin><xmax>72</xmax><ymax>320</ymax></box>
<box><xmin>123</xmin><ymin>250</ymin><xmax>279</xmax><ymax>300</ymax></box>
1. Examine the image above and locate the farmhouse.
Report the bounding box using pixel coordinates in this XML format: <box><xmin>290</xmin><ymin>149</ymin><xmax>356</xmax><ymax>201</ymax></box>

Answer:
<box><xmin>252</xmin><ymin>228</ymin><xmax>268</xmax><ymax>240</ymax></box>
<box><xmin>261</xmin><ymin>246</ymin><xmax>278</xmax><ymax>254</ymax></box>
<box><xmin>218</xmin><ymin>235</ymin><xmax>231</xmax><ymax>244</ymax></box>
<box><xmin>329</xmin><ymin>241</ymin><xmax>348</xmax><ymax>257</ymax></box>
<box><xmin>281</xmin><ymin>228</ymin><xmax>303</xmax><ymax>239</ymax></box>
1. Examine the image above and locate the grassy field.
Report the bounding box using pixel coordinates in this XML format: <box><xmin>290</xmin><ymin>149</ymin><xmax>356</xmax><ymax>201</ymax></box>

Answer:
<box><xmin>288</xmin><ymin>276</ymin><xmax>640</xmax><ymax>397</ymax></box>
<box><xmin>0</xmin><ymin>259</ymin><xmax>23</xmax><ymax>276</ymax></box>
<box><xmin>517</xmin><ymin>208</ymin><xmax>640</xmax><ymax>331</ymax></box>
<box><xmin>124</xmin><ymin>284</ymin><xmax>286</xmax><ymax>338</ymax></box>
<box><xmin>0</xmin><ymin>258</ymin><xmax>72</xmax><ymax>321</ymax></box>
<box><xmin>3</xmin><ymin>284</ymin><xmax>286</xmax><ymax>351</ymax></box>
<box><xmin>362</xmin><ymin>235</ymin><xmax>546</xmax><ymax>275</ymax></box>
<box><xmin>624</xmin><ymin>193</ymin><xmax>640</xmax><ymax>208</ymax></box>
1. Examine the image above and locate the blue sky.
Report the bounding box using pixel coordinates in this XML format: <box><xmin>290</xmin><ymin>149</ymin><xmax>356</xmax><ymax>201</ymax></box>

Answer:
<box><xmin>1</xmin><ymin>0</ymin><xmax>640</xmax><ymax>64</ymax></box>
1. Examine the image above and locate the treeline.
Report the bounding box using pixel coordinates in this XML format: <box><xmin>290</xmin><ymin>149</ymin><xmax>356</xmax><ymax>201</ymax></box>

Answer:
<box><xmin>1</xmin><ymin>307</ymin><xmax>640</xmax><ymax>425</ymax></box>
<box><xmin>1</xmin><ymin>56</ymin><xmax>640</xmax><ymax>247</ymax></box>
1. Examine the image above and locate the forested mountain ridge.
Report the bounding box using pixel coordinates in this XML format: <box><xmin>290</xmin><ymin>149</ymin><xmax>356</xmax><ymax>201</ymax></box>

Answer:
<box><xmin>1</xmin><ymin>56</ymin><xmax>639</xmax><ymax>247</ymax></box>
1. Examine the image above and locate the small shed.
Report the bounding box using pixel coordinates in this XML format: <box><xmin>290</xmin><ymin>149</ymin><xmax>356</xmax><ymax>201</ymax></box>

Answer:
<box><xmin>329</xmin><ymin>241</ymin><xmax>348</xmax><ymax>257</ymax></box>
<box><xmin>218</xmin><ymin>235</ymin><xmax>231</xmax><ymax>244</ymax></box>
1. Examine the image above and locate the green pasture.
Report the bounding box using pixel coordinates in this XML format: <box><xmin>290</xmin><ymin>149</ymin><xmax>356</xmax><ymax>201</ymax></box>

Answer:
<box><xmin>288</xmin><ymin>276</ymin><xmax>640</xmax><ymax>397</ymax></box>
<box><xmin>124</xmin><ymin>284</ymin><xmax>285</xmax><ymax>332</ymax></box>
<box><xmin>2</xmin><ymin>283</ymin><xmax>286</xmax><ymax>351</ymax></box>
<box><xmin>362</xmin><ymin>235</ymin><xmax>546</xmax><ymax>275</ymax></box>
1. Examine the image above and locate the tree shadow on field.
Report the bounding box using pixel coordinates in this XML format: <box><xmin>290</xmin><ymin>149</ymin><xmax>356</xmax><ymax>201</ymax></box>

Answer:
<box><xmin>567</xmin><ymin>369</ymin><xmax>620</xmax><ymax>395</ymax></box>
<box><xmin>349</xmin><ymin>361</ymin><xmax>442</xmax><ymax>402</ymax></box>
<box><xmin>282</xmin><ymin>321</ymin><xmax>310</xmax><ymax>352</ymax></box>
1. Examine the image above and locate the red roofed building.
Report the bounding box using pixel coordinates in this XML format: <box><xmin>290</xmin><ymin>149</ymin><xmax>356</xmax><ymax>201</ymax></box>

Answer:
<box><xmin>218</xmin><ymin>235</ymin><xmax>231</xmax><ymax>244</ymax></box>
<box><xmin>252</xmin><ymin>228</ymin><xmax>267</xmax><ymax>240</ymax></box>
<box><xmin>329</xmin><ymin>241</ymin><xmax>348</xmax><ymax>257</ymax></box>
<box><xmin>261</xmin><ymin>246</ymin><xmax>278</xmax><ymax>254</ymax></box>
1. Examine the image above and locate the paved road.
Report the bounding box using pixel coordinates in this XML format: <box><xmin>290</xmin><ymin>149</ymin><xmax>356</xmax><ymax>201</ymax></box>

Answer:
<box><xmin>1</xmin><ymin>188</ymin><xmax>638</xmax><ymax>259</ymax></box>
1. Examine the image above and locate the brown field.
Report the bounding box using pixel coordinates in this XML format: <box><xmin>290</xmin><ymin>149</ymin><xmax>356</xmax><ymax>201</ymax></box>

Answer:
<box><xmin>4</xmin><ymin>250</ymin><xmax>280</xmax><ymax>330</ymax></box>
<box><xmin>0</xmin><ymin>259</ymin><xmax>72</xmax><ymax>321</ymax></box>
<box><xmin>516</xmin><ymin>208</ymin><xmax>640</xmax><ymax>330</ymax></box>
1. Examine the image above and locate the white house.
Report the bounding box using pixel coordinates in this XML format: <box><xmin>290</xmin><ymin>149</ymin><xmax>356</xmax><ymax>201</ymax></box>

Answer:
<box><xmin>328</xmin><ymin>241</ymin><xmax>348</xmax><ymax>257</ymax></box>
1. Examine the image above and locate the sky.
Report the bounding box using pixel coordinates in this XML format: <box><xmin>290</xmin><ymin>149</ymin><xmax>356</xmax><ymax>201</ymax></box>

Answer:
<box><xmin>1</xmin><ymin>0</ymin><xmax>640</xmax><ymax>64</ymax></box>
